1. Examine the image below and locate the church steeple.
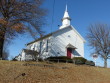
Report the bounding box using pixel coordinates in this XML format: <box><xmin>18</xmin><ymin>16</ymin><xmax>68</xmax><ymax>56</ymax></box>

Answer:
<box><xmin>60</xmin><ymin>5</ymin><xmax>71</xmax><ymax>29</ymax></box>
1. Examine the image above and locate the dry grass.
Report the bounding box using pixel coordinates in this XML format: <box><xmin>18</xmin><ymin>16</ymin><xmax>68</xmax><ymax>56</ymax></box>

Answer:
<box><xmin>0</xmin><ymin>60</ymin><xmax>110</xmax><ymax>83</ymax></box>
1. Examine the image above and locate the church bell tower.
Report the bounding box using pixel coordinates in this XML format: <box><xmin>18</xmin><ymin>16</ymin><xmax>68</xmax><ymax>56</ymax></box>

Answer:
<box><xmin>60</xmin><ymin>5</ymin><xmax>71</xmax><ymax>29</ymax></box>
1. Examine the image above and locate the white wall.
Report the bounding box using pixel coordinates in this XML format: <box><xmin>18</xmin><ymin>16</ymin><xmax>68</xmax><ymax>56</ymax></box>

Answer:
<box><xmin>50</xmin><ymin>26</ymin><xmax>84</xmax><ymax>58</ymax></box>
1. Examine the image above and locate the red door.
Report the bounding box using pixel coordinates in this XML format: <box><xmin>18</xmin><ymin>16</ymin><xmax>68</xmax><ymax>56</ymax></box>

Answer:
<box><xmin>67</xmin><ymin>48</ymin><xmax>72</xmax><ymax>58</ymax></box>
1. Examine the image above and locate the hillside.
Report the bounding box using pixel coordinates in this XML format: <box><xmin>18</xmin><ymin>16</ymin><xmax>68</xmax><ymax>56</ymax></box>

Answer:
<box><xmin>0</xmin><ymin>61</ymin><xmax>110</xmax><ymax>83</ymax></box>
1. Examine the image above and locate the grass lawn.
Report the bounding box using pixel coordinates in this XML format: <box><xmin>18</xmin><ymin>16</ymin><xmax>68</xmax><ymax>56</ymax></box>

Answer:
<box><xmin>0</xmin><ymin>60</ymin><xmax>110</xmax><ymax>83</ymax></box>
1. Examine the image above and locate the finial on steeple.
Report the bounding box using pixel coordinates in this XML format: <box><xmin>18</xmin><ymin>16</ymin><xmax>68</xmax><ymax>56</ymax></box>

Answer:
<box><xmin>65</xmin><ymin>4</ymin><xmax>67</xmax><ymax>12</ymax></box>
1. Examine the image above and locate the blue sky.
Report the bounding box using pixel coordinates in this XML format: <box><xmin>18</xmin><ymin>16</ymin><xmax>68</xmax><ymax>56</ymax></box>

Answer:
<box><xmin>8</xmin><ymin>0</ymin><xmax>110</xmax><ymax>67</ymax></box>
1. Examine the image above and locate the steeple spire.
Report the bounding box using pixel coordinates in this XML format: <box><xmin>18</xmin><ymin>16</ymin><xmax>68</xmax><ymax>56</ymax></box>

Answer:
<box><xmin>59</xmin><ymin>4</ymin><xmax>71</xmax><ymax>29</ymax></box>
<box><xmin>65</xmin><ymin>4</ymin><xmax>67</xmax><ymax>12</ymax></box>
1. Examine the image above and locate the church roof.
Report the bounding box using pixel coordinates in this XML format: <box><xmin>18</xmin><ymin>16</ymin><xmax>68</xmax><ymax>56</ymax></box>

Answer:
<box><xmin>23</xmin><ymin>49</ymin><xmax>39</xmax><ymax>55</ymax></box>
<box><xmin>27</xmin><ymin>26</ymin><xmax>68</xmax><ymax>45</ymax></box>
<box><xmin>27</xmin><ymin>25</ymin><xmax>86</xmax><ymax>45</ymax></box>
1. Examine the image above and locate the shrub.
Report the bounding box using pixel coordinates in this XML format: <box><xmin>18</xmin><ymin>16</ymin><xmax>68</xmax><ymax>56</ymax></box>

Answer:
<box><xmin>46</xmin><ymin>56</ymin><xmax>73</xmax><ymax>63</ymax></box>
<box><xmin>72</xmin><ymin>57</ymin><xmax>87</xmax><ymax>65</ymax></box>
<box><xmin>85</xmin><ymin>61</ymin><xmax>95</xmax><ymax>66</ymax></box>
<box><xmin>12</xmin><ymin>58</ymin><xmax>18</xmax><ymax>61</ymax></box>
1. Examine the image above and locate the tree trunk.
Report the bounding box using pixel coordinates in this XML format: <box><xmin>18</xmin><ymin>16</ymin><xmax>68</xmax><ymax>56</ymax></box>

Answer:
<box><xmin>0</xmin><ymin>18</ymin><xmax>8</xmax><ymax>59</ymax></box>
<box><xmin>104</xmin><ymin>59</ymin><xmax>107</xmax><ymax>68</ymax></box>
<box><xmin>0</xmin><ymin>33</ymin><xmax>5</xmax><ymax>59</ymax></box>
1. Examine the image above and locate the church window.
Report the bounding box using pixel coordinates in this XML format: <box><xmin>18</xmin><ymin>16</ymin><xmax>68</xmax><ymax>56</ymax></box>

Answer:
<box><xmin>33</xmin><ymin>44</ymin><xmax>36</xmax><ymax>50</ymax></box>
<box><xmin>46</xmin><ymin>40</ymin><xmax>48</xmax><ymax>52</ymax></box>
<box><xmin>68</xmin><ymin>35</ymin><xmax>71</xmax><ymax>37</ymax></box>
<box><xmin>39</xmin><ymin>41</ymin><xmax>42</xmax><ymax>53</ymax></box>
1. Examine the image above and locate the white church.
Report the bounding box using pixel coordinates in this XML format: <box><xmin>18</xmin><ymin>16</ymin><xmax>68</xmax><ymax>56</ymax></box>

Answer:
<box><xmin>15</xmin><ymin>6</ymin><xmax>86</xmax><ymax>61</ymax></box>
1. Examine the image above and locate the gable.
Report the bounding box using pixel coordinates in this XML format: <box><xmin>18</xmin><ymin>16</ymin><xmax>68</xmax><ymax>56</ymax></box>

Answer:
<box><xmin>50</xmin><ymin>26</ymin><xmax>85</xmax><ymax>57</ymax></box>
<box><xmin>53</xmin><ymin>26</ymin><xmax>86</xmax><ymax>43</ymax></box>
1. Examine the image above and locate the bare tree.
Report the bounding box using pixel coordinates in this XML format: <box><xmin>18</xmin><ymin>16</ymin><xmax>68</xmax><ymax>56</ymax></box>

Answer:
<box><xmin>0</xmin><ymin>0</ymin><xmax>47</xmax><ymax>59</ymax></box>
<box><xmin>87</xmin><ymin>24</ymin><xmax>110</xmax><ymax>68</ymax></box>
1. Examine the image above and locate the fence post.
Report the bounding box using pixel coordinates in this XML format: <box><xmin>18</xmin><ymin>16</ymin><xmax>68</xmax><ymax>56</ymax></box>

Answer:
<box><xmin>73</xmin><ymin>60</ymin><xmax>75</xmax><ymax>64</ymax></box>
<box><xmin>58</xmin><ymin>59</ymin><xmax>59</xmax><ymax>63</ymax></box>
<box><xmin>66</xmin><ymin>60</ymin><xmax>68</xmax><ymax>63</ymax></box>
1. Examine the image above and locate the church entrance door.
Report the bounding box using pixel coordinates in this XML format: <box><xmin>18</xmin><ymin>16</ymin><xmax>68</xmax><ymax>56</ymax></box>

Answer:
<box><xmin>67</xmin><ymin>48</ymin><xmax>72</xmax><ymax>58</ymax></box>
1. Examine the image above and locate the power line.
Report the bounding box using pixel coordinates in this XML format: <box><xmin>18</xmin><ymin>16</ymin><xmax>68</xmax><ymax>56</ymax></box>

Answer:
<box><xmin>49</xmin><ymin>0</ymin><xmax>55</xmax><ymax>57</ymax></box>
<box><xmin>51</xmin><ymin>0</ymin><xmax>55</xmax><ymax>33</ymax></box>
